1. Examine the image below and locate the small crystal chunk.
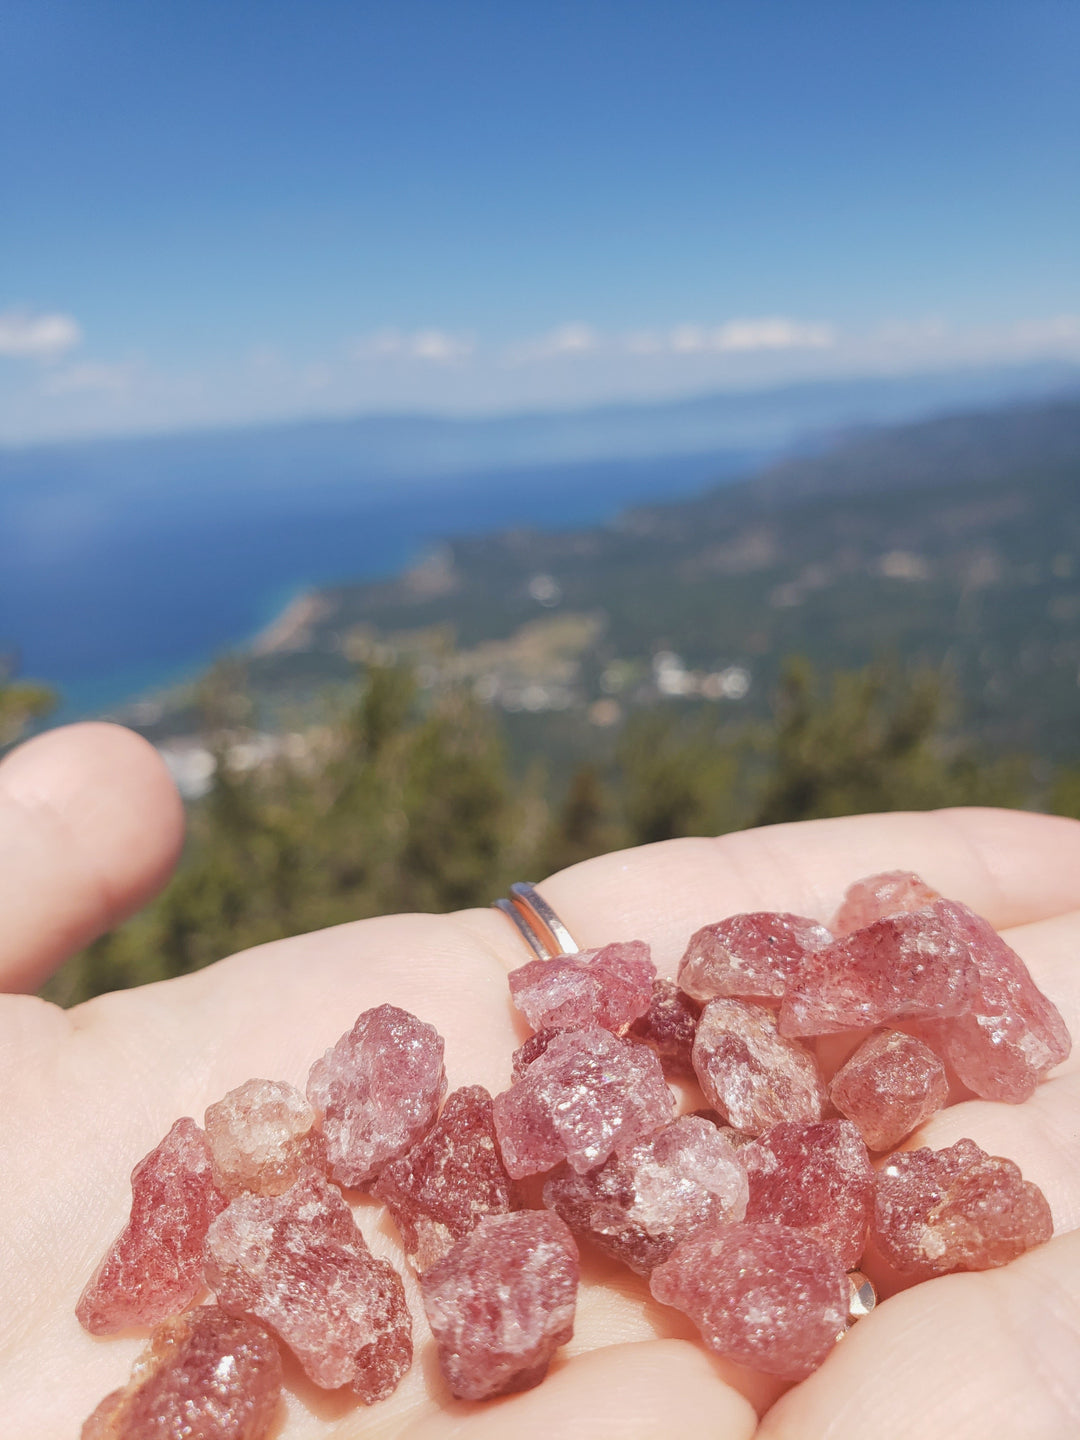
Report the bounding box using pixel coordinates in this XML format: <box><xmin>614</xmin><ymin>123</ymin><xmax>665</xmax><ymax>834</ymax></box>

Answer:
<box><xmin>420</xmin><ymin>1211</ymin><xmax>579</xmax><ymax>1400</ymax></box>
<box><xmin>508</xmin><ymin>940</ymin><xmax>655</xmax><ymax>1032</ymax></box>
<box><xmin>627</xmin><ymin>978</ymin><xmax>700</xmax><ymax>1077</ymax></box>
<box><xmin>205</xmin><ymin>1078</ymin><xmax>326</xmax><ymax>1197</ymax></box>
<box><xmin>829</xmin><ymin>1029</ymin><xmax>948</xmax><ymax>1151</ymax></box>
<box><xmin>678</xmin><ymin>912</ymin><xmax>832</xmax><ymax>1004</ymax></box>
<box><xmin>831</xmin><ymin>871</ymin><xmax>942</xmax><ymax>936</ymax></box>
<box><xmin>692</xmin><ymin>997</ymin><xmax>826</xmax><ymax>1136</ymax></box>
<box><xmin>492</xmin><ymin>1026</ymin><xmax>675</xmax><ymax>1178</ymax></box>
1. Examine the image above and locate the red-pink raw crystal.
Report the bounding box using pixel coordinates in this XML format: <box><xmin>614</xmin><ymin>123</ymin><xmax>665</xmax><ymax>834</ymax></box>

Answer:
<box><xmin>76</xmin><ymin>1118</ymin><xmax>227</xmax><ymax>1335</ymax></box>
<box><xmin>508</xmin><ymin>940</ymin><xmax>655</xmax><ymax>1032</ymax></box>
<box><xmin>492</xmin><ymin>1026</ymin><xmax>675</xmax><ymax>1178</ymax></box>
<box><xmin>873</xmin><ymin>1137</ymin><xmax>1054</xmax><ymax>1277</ymax></box>
<box><xmin>779</xmin><ymin>903</ymin><xmax>980</xmax><ymax>1037</ymax></box>
<box><xmin>511</xmin><ymin>1028</ymin><xmax>560</xmax><ymax>1080</ymax></box>
<box><xmin>829</xmin><ymin>1029</ymin><xmax>949</xmax><ymax>1151</ymax></box>
<box><xmin>372</xmin><ymin>1085</ymin><xmax>519</xmax><ymax>1270</ymax></box>
<box><xmin>205</xmin><ymin>1173</ymin><xmax>412</xmax><ymax>1402</ymax></box>
<box><xmin>916</xmin><ymin>901</ymin><xmax>1071</xmax><ymax>1103</ymax></box>
<box><xmin>306</xmin><ymin>1003</ymin><xmax>447</xmax><ymax>1189</ymax></box>
<box><xmin>205</xmin><ymin>1078</ymin><xmax>326</xmax><ymax>1197</ymax></box>
<box><xmin>628</xmin><ymin>978</ymin><xmax>700</xmax><ymax>1077</ymax></box>
<box><xmin>742</xmin><ymin>1120</ymin><xmax>873</xmax><ymax>1268</ymax></box>
<box><xmin>692</xmin><ymin>998</ymin><xmax>826</xmax><ymax>1136</ymax></box>
<box><xmin>831</xmin><ymin>871</ymin><xmax>942</xmax><ymax>936</ymax></box>
<box><xmin>678</xmin><ymin>913</ymin><xmax>832</xmax><ymax>1004</ymax></box>
<box><xmin>650</xmin><ymin>1223</ymin><xmax>847</xmax><ymax>1381</ymax></box>
<box><xmin>81</xmin><ymin>1306</ymin><xmax>282</xmax><ymax>1440</ymax></box>
<box><xmin>420</xmin><ymin>1211</ymin><xmax>579</xmax><ymax>1400</ymax></box>
<box><xmin>543</xmin><ymin>1114</ymin><xmax>748</xmax><ymax>1273</ymax></box>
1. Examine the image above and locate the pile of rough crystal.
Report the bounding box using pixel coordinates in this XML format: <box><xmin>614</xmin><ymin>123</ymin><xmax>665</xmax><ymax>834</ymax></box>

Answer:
<box><xmin>78</xmin><ymin>872</ymin><xmax>1068</xmax><ymax>1437</ymax></box>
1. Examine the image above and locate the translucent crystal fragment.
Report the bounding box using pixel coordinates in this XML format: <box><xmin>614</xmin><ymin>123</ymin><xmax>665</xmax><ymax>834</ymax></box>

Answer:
<box><xmin>420</xmin><ymin>1211</ymin><xmax>579</xmax><ymax>1400</ymax></box>
<box><xmin>543</xmin><ymin>1114</ymin><xmax>748</xmax><ymax>1273</ymax></box>
<box><xmin>205</xmin><ymin>1078</ymin><xmax>326</xmax><ymax>1197</ymax></box>
<box><xmin>872</xmin><ymin>1137</ymin><xmax>1054</xmax><ymax>1277</ymax></box>
<box><xmin>678</xmin><ymin>913</ymin><xmax>832</xmax><ymax>1004</ymax></box>
<box><xmin>650</xmin><ymin>1222</ymin><xmax>848</xmax><ymax>1381</ymax></box>
<box><xmin>829</xmin><ymin>1029</ymin><xmax>949</xmax><ymax>1151</ymax></box>
<box><xmin>831</xmin><ymin>871</ymin><xmax>942</xmax><ymax>937</ymax></box>
<box><xmin>81</xmin><ymin>1306</ymin><xmax>282</xmax><ymax>1440</ymax></box>
<box><xmin>511</xmin><ymin>1028</ymin><xmax>560</xmax><ymax>1081</ymax></box>
<box><xmin>916</xmin><ymin>901</ymin><xmax>1071</xmax><ymax>1103</ymax></box>
<box><xmin>76</xmin><ymin>1118</ymin><xmax>227</xmax><ymax>1335</ymax></box>
<box><xmin>508</xmin><ymin>940</ymin><xmax>655</xmax><ymax>1033</ymax></box>
<box><xmin>372</xmin><ymin>1085</ymin><xmax>519</xmax><ymax>1270</ymax></box>
<box><xmin>492</xmin><ymin>1026</ymin><xmax>675</xmax><ymax>1178</ymax></box>
<box><xmin>692</xmin><ymin>998</ymin><xmax>826</xmax><ymax>1136</ymax></box>
<box><xmin>779</xmin><ymin>903</ymin><xmax>980</xmax><ymax>1037</ymax></box>
<box><xmin>628</xmin><ymin>978</ymin><xmax>700</xmax><ymax>1077</ymax></box>
<box><xmin>742</xmin><ymin>1119</ymin><xmax>873</xmax><ymax>1268</ymax></box>
<box><xmin>205</xmin><ymin>1174</ymin><xmax>412</xmax><ymax>1403</ymax></box>
<box><xmin>306</xmin><ymin>1003</ymin><xmax>447</xmax><ymax>1188</ymax></box>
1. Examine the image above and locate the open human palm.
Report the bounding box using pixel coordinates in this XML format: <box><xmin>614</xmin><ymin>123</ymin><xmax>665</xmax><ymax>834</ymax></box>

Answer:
<box><xmin>4</xmin><ymin>723</ymin><xmax>1080</xmax><ymax>1439</ymax></box>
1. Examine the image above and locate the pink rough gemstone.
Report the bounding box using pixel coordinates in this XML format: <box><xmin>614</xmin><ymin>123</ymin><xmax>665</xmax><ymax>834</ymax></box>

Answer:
<box><xmin>492</xmin><ymin>1026</ymin><xmax>675</xmax><ymax>1178</ymax></box>
<box><xmin>650</xmin><ymin>1223</ymin><xmax>848</xmax><ymax>1381</ymax></box>
<box><xmin>511</xmin><ymin>1028</ymin><xmax>560</xmax><ymax>1080</ymax></box>
<box><xmin>508</xmin><ymin>940</ymin><xmax>655</xmax><ymax>1032</ymax></box>
<box><xmin>873</xmin><ymin>1138</ymin><xmax>1054</xmax><ymax>1277</ymax></box>
<box><xmin>916</xmin><ymin>901</ymin><xmax>1071</xmax><ymax>1103</ymax></box>
<box><xmin>627</xmin><ymin>978</ymin><xmax>701</xmax><ymax>1077</ymax></box>
<box><xmin>420</xmin><ymin>1211</ymin><xmax>579</xmax><ymax>1400</ymax></box>
<box><xmin>306</xmin><ymin>1003</ymin><xmax>447</xmax><ymax>1188</ymax></box>
<box><xmin>692</xmin><ymin>998</ymin><xmax>826</xmax><ymax>1136</ymax></box>
<box><xmin>678</xmin><ymin>913</ymin><xmax>832</xmax><ymax>1004</ymax></box>
<box><xmin>779</xmin><ymin>902</ymin><xmax>980</xmax><ymax>1037</ymax></box>
<box><xmin>81</xmin><ymin>1307</ymin><xmax>282</xmax><ymax>1440</ymax></box>
<box><xmin>205</xmin><ymin>1078</ymin><xmax>326</xmax><ymax>1197</ymax></box>
<box><xmin>832</xmin><ymin>871</ymin><xmax>942</xmax><ymax>936</ymax></box>
<box><xmin>76</xmin><ymin>1118</ymin><xmax>227</xmax><ymax>1335</ymax></box>
<box><xmin>372</xmin><ymin>1085</ymin><xmax>519</xmax><ymax>1270</ymax></box>
<box><xmin>742</xmin><ymin>1120</ymin><xmax>873</xmax><ymax>1268</ymax></box>
<box><xmin>543</xmin><ymin>1114</ymin><xmax>749</xmax><ymax>1273</ymax></box>
<box><xmin>829</xmin><ymin>1029</ymin><xmax>949</xmax><ymax>1151</ymax></box>
<box><xmin>205</xmin><ymin>1173</ymin><xmax>412</xmax><ymax>1403</ymax></box>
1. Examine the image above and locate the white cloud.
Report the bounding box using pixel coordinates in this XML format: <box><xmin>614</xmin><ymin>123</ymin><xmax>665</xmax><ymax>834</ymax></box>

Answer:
<box><xmin>504</xmin><ymin>322</ymin><xmax>600</xmax><ymax>365</ymax></box>
<box><xmin>627</xmin><ymin>317</ymin><xmax>835</xmax><ymax>356</ymax></box>
<box><xmin>0</xmin><ymin>308</ymin><xmax>82</xmax><ymax>359</ymax></box>
<box><xmin>41</xmin><ymin>361</ymin><xmax>133</xmax><ymax>395</ymax></box>
<box><xmin>355</xmin><ymin>328</ymin><xmax>474</xmax><ymax>363</ymax></box>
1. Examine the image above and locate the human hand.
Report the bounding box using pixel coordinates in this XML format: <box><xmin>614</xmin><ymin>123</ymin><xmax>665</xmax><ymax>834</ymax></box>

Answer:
<box><xmin>3</xmin><ymin>722</ymin><xmax>1079</xmax><ymax>1439</ymax></box>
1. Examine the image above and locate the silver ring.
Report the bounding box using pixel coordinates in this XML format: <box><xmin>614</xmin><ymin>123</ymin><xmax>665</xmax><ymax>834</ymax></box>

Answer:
<box><xmin>493</xmin><ymin>882</ymin><xmax>580</xmax><ymax>959</ymax></box>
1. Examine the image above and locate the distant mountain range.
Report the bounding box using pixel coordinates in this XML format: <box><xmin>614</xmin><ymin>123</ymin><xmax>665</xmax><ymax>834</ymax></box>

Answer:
<box><xmin>128</xmin><ymin>392</ymin><xmax>1080</xmax><ymax>769</ymax></box>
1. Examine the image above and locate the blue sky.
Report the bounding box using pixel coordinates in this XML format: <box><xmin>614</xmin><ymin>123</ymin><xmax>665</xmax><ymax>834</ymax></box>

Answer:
<box><xmin>1</xmin><ymin>0</ymin><xmax>1078</xmax><ymax>441</ymax></box>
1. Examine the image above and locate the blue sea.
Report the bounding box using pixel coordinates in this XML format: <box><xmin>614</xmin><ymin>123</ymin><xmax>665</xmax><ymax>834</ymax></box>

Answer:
<box><xmin>0</xmin><ymin>448</ymin><xmax>753</xmax><ymax>720</ymax></box>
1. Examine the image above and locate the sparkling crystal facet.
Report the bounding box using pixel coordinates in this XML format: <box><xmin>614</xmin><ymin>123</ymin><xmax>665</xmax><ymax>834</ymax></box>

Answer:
<box><xmin>692</xmin><ymin>997</ymin><xmax>826</xmax><ymax>1136</ymax></box>
<box><xmin>76</xmin><ymin>1118</ymin><xmax>227</xmax><ymax>1335</ymax></box>
<box><xmin>492</xmin><ymin>1026</ymin><xmax>675</xmax><ymax>1178</ymax></box>
<box><xmin>779</xmin><ymin>903</ymin><xmax>980</xmax><ymax>1037</ymax></box>
<box><xmin>650</xmin><ymin>1222</ymin><xmax>848</xmax><ymax>1381</ymax></box>
<box><xmin>372</xmin><ymin>1085</ymin><xmax>518</xmax><ymax>1270</ymax></box>
<box><xmin>829</xmin><ymin>1029</ymin><xmax>949</xmax><ymax>1151</ymax></box>
<box><xmin>543</xmin><ymin>1114</ymin><xmax>748</xmax><ymax>1273</ymax></box>
<box><xmin>678</xmin><ymin>912</ymin><xmax>832</xmax><ymax>1004</ymax></box>
<box><xmin>205</xmin><ymin>1173</ymin><xmax>412</xmax><ymax>1402</ymax></box>
<box><xmin>872</xmin><ymin>1137</ymin><xmax>1054</xmax><ymax>1277</ymax></box>
<box><xmin>742</xmin><ymin>1119</ymin><xmax>873</xmax><ymax>1268</ymax></box>
<box><xmin>508</xmin><ymin>940</ymin><xmax>655</xmax><ymax>1033</ymax></box>
<box><xmin>627</xmin><ymin>978</ymin><xmax>701</xmax><ymax>1077</ymax></box>
<box><xmin>511</xmin><ymin>1028</ymin><xmax>560</xmax><ymax>1081</ymax></box>
<box><xmin>420</xmin><ymin>1211</ymin><xmax>579</xmax><ymax>1401</ymax></box>
<box><xmin>916</xmin><ymin>901</ymin><xmax>1071</xmax><ymax>1103</ymax></box>
<box><xmin>81</xmin><ymin>1307</ymin><xmax>282</xmax><ymax>1440</ymax></box>
<box><xmin>205</xmin><ymin>1078</ymin><xmax>326</xmax><ymax>1197</ymax></box>
<box><xmin>306</xmin><ymin>1004</ymin><xmax>447</xmax><ymax>1189</ymax></box>
<box><xmin>831</xmin><ymin>871</ymin><xmax>942</xmax><ymax>936</ymax></box>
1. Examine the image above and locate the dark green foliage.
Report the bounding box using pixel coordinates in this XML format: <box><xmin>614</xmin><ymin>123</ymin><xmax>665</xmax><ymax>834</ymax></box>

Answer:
<box><xmin>43</xmin><ymin>657</ymin><xmax>1033</xmax><ymax>1006</ymax></box>
<box><xmin>0</xmin><ymin>669</ymin><xmax>57</xmax><ymax>748</ymax></box>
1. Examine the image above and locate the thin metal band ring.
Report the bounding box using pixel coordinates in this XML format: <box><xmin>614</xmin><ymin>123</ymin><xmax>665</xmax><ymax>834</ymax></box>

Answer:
<box><xmin>493</xmin><ymin>882</ymin><xmax>580</xmax><ymax>959</ymax></box>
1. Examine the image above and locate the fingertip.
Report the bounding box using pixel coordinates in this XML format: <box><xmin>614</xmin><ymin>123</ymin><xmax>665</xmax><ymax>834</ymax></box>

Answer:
<box><xmin>0</xmin><ymin>722</ymin><xmax>185</xmax><ymax>991</ymax></box>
